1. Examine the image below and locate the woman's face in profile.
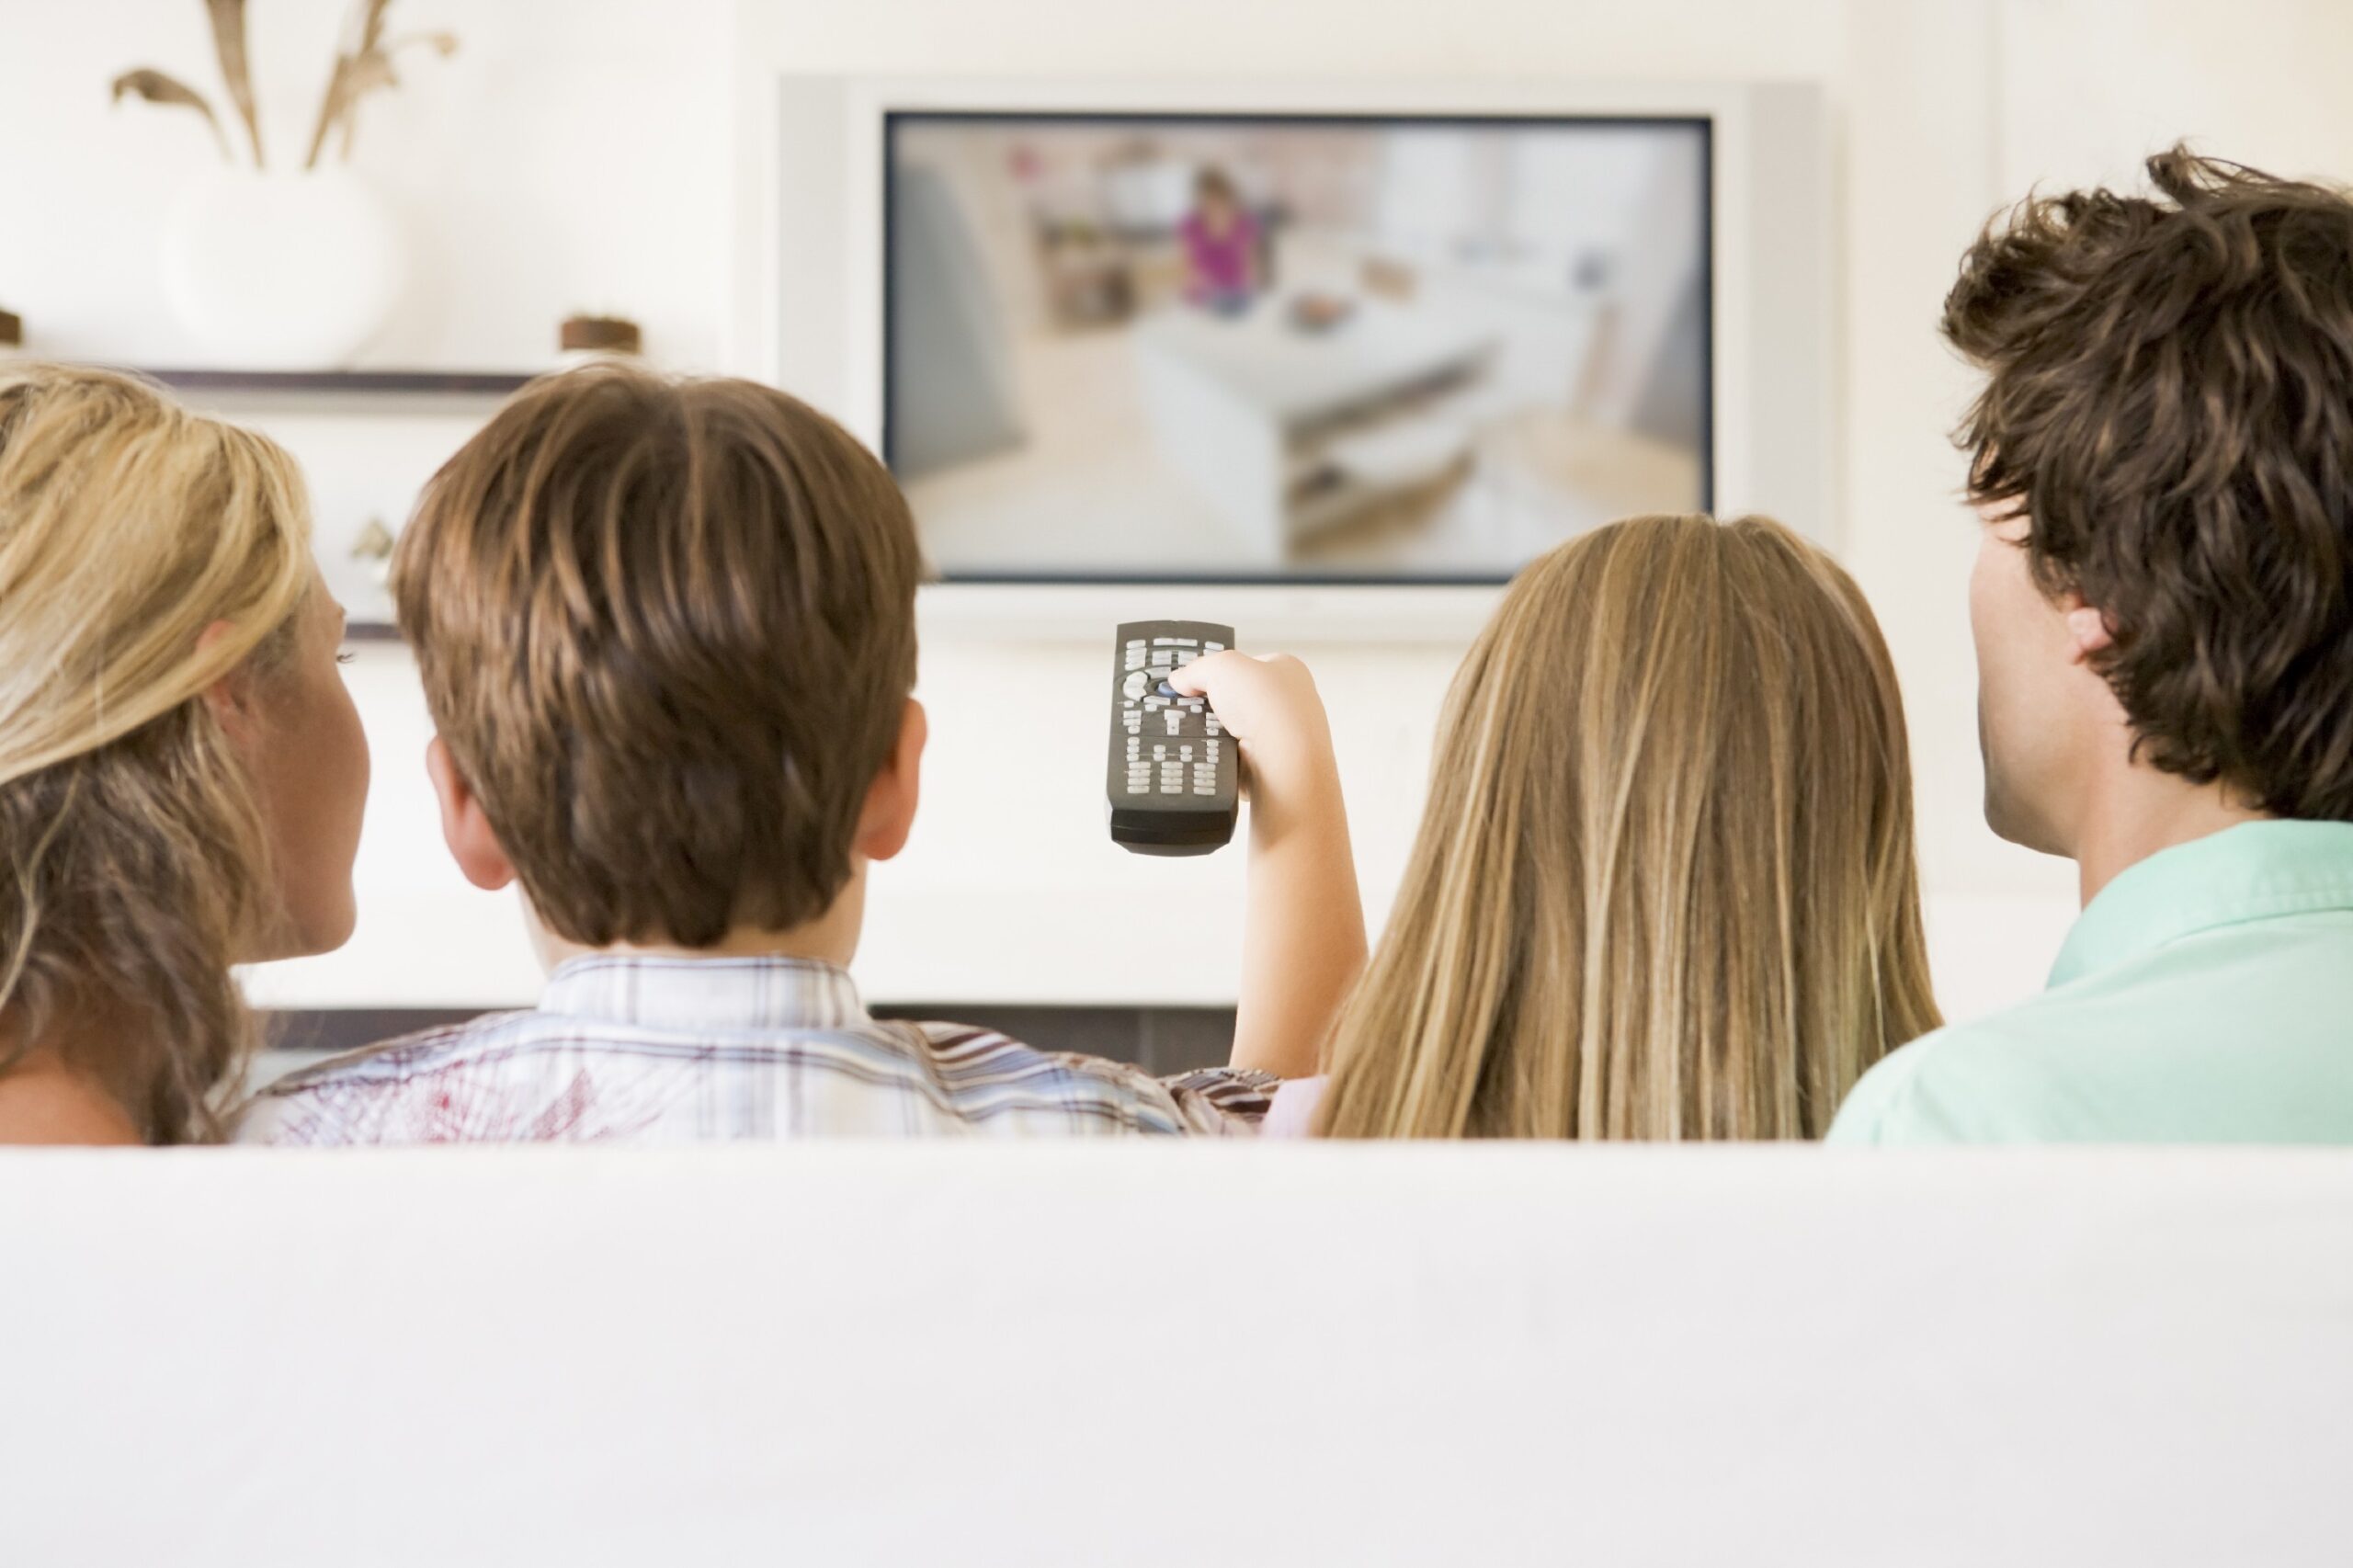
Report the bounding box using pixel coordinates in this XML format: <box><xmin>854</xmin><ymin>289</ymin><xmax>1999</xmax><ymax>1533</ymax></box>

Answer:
<box><xmin>244</xmin><ymin>573</ymin><xmax>372</xmax><ymax>961</ymax></box>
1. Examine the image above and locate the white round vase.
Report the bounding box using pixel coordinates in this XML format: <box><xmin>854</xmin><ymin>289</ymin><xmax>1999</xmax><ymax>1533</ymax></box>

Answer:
<box><xmin>162</xmin><ymin>166</ymin><xmax>406</xmax><ymax>369</ymax></box>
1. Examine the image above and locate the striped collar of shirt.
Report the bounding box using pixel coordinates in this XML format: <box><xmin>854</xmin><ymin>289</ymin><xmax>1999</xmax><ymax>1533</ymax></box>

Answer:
<box><xmin>545</xmin><ymin>953</ymin><xmax>871</xmax><ymax>1034</ymax></box>
<box><xmin>236</xmin><ymin>955</ymin><xmax>1275</xmax><ymax>1145</ymax></box>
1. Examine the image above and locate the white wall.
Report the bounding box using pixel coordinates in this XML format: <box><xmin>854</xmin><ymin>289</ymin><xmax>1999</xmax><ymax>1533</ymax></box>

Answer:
<box><xmin>1</xmin><ymin>0</ymin><xmax>733</xmax><ymax>370</ymax></box>
<box><xmin>7</xmin><ymin>0</ymin><xmax>2350</xmax><ymax>1021</ymax></box>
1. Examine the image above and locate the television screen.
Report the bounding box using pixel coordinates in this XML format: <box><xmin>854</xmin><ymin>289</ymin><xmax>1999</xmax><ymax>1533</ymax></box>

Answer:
<box><xmin>885</xmin><ymin>112</ymin><xmax>1711</xmax><ymax>582</ymax></box>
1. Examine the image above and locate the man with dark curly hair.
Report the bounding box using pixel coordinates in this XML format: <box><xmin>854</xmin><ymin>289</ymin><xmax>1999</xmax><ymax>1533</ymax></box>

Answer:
<box><xmin>1833</xmin><ymin>147</ymin><xmax>2353</xmax><ymax>1143</ymax></box>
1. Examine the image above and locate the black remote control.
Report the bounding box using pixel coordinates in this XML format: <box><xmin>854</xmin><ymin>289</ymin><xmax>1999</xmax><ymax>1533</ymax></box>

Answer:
<box><xmin>1106</xmin><ymin>620</ymin><xmax>1239</xmax><ymax>857</ymax></box>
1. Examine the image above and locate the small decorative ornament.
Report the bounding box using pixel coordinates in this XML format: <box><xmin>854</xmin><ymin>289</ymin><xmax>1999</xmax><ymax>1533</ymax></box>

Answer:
<box><xmin>348</xmin><ymin>517</ymin><xmax>397</xmax><ymax>586</ymax></box>
<box><xmin>559</xmin><ymin>314</ymin><xmax>644</xmax><ymax>367</ymax></box>
<box><xmin>112</xmin><ymin>1</ymin><xmax>458</xmax><ymax>369</ymax></box>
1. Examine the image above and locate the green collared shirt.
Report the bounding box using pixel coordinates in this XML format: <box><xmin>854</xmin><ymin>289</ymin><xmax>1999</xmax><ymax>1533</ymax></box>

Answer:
<box><xmin>1830</xmin><ymin>820</ymin><xmax>2353</xmax><ymax>1144</ymax></box>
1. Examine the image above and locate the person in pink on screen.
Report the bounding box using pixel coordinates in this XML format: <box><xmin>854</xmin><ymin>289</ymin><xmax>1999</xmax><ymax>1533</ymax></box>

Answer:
<box><xmin>1179</xmin><ymin>166</ymin><xmax>1260</xmax><ymax>312</ymax></box>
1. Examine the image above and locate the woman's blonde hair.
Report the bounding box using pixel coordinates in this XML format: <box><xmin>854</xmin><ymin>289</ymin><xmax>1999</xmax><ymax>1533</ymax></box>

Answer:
<box><xmin>0</xmin><ymin>364</ymin><xmax>312</xmax><ymax>1142</ymax></box>
<box><xmin>1318</xmin><ymin>515</ymin><xmax>1939</xmax><ymax>1141</ymax></box>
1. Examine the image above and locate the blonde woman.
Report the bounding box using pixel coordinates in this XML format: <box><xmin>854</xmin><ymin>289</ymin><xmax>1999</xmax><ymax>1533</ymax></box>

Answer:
<box><xmin>0</xmin><ymin>365</ymin><xmax>369</xmax><ymax>1144</ymax></box>
<box><xmin>1194</xmin><ymin>514</ymin><xmax>1938</xmax><ymax>1140</ymax></box>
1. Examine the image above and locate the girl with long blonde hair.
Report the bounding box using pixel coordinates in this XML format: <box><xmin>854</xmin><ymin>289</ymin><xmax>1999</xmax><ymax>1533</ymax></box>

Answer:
<box><xmin>0</xmin><ymin>365</ymin><xmax>370</xmax><ymax>1144</ymax></box>
<box><xmin>1302</xmin><ymin>514</ymin><xmax>1938</xmax><ymax>1139</ymax></box>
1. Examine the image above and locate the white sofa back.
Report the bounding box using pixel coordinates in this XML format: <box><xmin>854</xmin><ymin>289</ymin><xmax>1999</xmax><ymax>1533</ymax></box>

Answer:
<box><xmin>5</xmin><ymin>1144</ymin><xmax>2347</xmax><ymax>1566</ymax></box>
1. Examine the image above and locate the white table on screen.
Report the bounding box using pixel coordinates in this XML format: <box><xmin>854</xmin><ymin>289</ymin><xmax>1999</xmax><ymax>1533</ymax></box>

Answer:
<box><xmin>1131</xmin><ymin>296</ymin><xmax>1496</xmax><ymax>561</ymax></box>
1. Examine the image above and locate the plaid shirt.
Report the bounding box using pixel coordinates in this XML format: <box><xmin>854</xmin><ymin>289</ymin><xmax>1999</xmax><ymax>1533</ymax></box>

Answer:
<box><xmin>236</xmin><ymin>956</ymin><xmax>1276</xmax><ymax>1144</ymax></box>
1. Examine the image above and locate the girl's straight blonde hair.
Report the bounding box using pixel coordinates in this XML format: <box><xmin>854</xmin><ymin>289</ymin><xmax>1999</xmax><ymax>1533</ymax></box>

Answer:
<box><xmin>1318</xmin><ymin>515</ymin><xmax>1939</xmax><ymax>1141</ymax></box>
<box><xmin>0</xmin><ymin>364</ymin><xmax>312</xmax><ymax>1142</ymax></box>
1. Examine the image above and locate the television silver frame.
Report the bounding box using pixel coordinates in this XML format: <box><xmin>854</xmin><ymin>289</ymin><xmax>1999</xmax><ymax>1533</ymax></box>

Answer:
<box><xmin>739</xmin><ymin>74</ymin><xmax>1830</xmax><ymax>640</ymax></box>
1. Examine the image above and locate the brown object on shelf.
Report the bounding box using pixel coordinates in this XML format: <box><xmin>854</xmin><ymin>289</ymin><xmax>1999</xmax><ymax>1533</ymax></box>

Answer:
<box><xmin>560</xmin><ymin>315</ymin><xmax>642</xmax><ymax>356</ymax></box>
<box><xmin>0</xmin><ymin>308</ymin><xmax>21</xmax><ymax>347</ymax></box>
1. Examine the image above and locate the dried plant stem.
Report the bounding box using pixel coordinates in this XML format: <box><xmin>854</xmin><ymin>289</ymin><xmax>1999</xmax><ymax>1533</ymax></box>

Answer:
<box><xmin>303</xmin><ymin>54</ymin><xmax>350</xmax><ymax>169</ymax></box>
<box><xmin>204</xmin><ymin>0</ymin><xmax>264</xmax><ymax>167</ymax></box>
<box><xmin>119</xmin><ymin>0</ymin><xmax>458</xmax><ymax>174</ymax></box>
<box><xmin>305</xmin><ymin>0</ymin><xmax>382</xmax><ymax>169</ymax></box>
<box><xmin>338</xmin><ymin>33</ymin><xmax>456</xmax><ymax>161</ymax></box>
<box><xmin>355</xmin><ymin>0</ymin><xmax>392</xmax><ymax>55</ymax></box>
<box><xmin>305</xmin><ymin>0</ymin><xmax>415</xmax><ymax>169</ymax></box>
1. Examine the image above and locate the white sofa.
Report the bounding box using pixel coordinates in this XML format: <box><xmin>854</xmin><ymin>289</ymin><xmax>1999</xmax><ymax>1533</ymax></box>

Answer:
<box><xmin>4</xmin><ymin>1144</ymin><xmax>2347</xmax><ymax>1566</ymax></box>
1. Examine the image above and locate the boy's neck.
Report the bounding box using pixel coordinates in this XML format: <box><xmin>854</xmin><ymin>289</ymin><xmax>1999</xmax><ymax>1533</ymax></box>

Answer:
<box><xmin>529</xmin><ymin>869</ymin><xmax>868</xmax><ymax>972</ymax></box>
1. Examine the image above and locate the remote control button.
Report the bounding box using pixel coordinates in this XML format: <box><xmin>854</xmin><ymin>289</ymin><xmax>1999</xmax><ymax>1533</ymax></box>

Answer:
<box><xmin>1153</xmin><ymin>744</ymin><xmax>1166</xmax><ymax>758</ymax></box>
<box><xmin>1122</xmin><ymin>672</ymin><xmax>1147</xmax><ymax>700</ymax></box>
<box><xmin>1204</xmin><ymin>642</ymin><xmax>1224</xmax><ymax>653</ymax></box>
<box><xmin>1126</xmin><ymin>639</ymin><xmax>1146</xmax><ymax>651</ymax></box>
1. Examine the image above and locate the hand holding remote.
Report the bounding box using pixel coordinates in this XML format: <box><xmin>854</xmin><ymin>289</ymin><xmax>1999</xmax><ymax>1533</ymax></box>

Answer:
<box><xmin>1164</xmin><ymin>652</ymin><xmax>1342</xmax><ymax>843</ymax></box>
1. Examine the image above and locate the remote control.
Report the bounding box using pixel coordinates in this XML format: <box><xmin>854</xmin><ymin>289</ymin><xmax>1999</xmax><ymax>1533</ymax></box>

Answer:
<box><xmin>1106</xmin><ymin>620</ymin><xmax>1239</xmax><ymax>857</ymax></box>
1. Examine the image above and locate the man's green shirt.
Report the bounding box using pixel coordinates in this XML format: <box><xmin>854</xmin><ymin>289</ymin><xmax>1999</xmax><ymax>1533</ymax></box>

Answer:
<box><xmin>1832</xmin><ymin>822</ymin><xmax>2353</xmax><ymax>1144</ymax></box>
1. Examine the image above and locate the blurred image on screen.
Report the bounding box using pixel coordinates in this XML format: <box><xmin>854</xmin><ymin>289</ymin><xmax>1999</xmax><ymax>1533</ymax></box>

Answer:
<box><xmin>886</xmin><ymin>113</ymin><xmax>1711</xmax><ymax>581</ymax></box>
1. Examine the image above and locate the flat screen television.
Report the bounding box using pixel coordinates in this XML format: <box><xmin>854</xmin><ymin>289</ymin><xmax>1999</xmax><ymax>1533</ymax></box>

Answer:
<box><xmin>882</xmin><ymin>112</ymin><xmax>1712</xmax><ymax>584</ymax></box>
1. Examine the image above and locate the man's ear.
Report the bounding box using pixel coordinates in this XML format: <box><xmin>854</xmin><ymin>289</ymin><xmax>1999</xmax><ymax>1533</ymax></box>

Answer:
<box><xmin>196</xmin><ymin>619</ymin><xmax>265</xmax><ymax>748</ymax></box>
<box><xmin>852</xmin><ymin>698</ymin><xmax>927</xmax><ymax>864</ymax></box>
<box><xmin>2062</xmin><ymin>593</ymin><xmax>2117</xmax><ymax>665</ymax></box>
<box><xmin>425</xmin><ymin>735</ymin><xmax>518</xmax><ymax>892</ymax></box>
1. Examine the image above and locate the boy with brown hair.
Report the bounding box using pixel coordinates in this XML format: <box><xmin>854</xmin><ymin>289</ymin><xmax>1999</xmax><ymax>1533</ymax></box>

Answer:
<box><xmin>241</xmin><ymin>369</ymin><xmax>1362</xmax><ymax>1142</ymax></box>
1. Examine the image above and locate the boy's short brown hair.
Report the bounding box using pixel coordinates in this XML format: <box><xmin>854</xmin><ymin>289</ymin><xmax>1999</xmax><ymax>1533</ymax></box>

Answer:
<box><xmin>392</xmin><ymin>368</ymin><xmax>924</xmax><ymax>947</ymax></box>
<box><xmin>1945</xmin><ymin>146</ymin><xmax>2353</xmax><ymax>820</ymax></box>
